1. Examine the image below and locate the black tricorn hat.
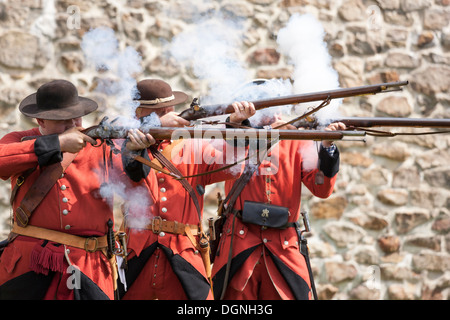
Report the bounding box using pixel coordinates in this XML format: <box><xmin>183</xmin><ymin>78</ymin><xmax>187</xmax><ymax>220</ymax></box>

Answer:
<box><xmin>19</xmin><ymin>79</ymin><xmax>98</xmax><ymax>120</ymax></box>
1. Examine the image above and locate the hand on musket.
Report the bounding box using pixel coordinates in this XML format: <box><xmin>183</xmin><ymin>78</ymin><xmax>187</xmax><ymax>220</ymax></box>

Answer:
<box><xmin>322</xmin><ymin>121</ymin><xmax>346</xmax><ymax>148</ymax></box>
<box><xmin>229</xmin><ymin>101</ymin><xmax>256</xmax><ymax>123</ymax></box>
<box><xmin>159</xmin><ymin>111</ymin><xmax>190</xmax><ymax>127</ymax></box>
<box><xmin>270</xmin><ymin>113</ymin><xmax>297</xmax><ymax>130</ymax></box>
<box><xmin>58</xmin><ymin>127</ymin><xmax>98</xmax><ymax>153</ymax></box>
<box><xmin>271</xmin><ymin>120</ymin><xmax>297</xmax><ymax>130</ymax></box>
<box><xmin>126</xmin><ymin>128</ymin><xmax>156</xmax><ymax>151</ymax></box>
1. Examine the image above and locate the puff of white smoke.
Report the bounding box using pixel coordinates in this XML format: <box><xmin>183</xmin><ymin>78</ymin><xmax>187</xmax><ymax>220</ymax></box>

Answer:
<box><xmin>81</xmin><ymin>27</ymin><xmax>119</xmax><ymax>71</ymax></box>
<box><xmin>80</xmin><ymin>27</ymin><xmax>155</xmax><ymax>228</ymax></box>
<box><xmin>81</xmin><ymin>27</ymin><xmax>142</xmax><ymax>118</ymax></box>
<box><xmin>98</xmin><ymin>171</ymin><xmax>154</xmax><ymax>230</ymax></box>
<box><xmin>231</xmin><ymin>78</ymin><xmax>294</xmax><ymax>127</ymax></box>
<box><xmin>139</xmin><ymin>113</ymin><xmax>163</xmax><ymax>132</ymax></box>
<box><xmin>277</xmin><ymin>13</ymin><xmax>342</xmax><ymax>126</ymax></box>
<box><xmin>169</xmin><ymin>16</ymin><xmax>248</xmax><ymax>104</ymax></box>
<box><xmin>277</xmin><ymin>14</ymin><xmax>342</xmax><ymax>171</ymax></box>
<box><xmin>103</xmin><ymin>112</ymin><xmax>161</xmax><ymax>134</ymax></box>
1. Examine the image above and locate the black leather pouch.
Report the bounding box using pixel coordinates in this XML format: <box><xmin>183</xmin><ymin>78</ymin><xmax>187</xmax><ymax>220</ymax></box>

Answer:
<box><xmin>241</xmin><ymin>201</ymin><xmax>290</xmax><ymax>229</ymax></box>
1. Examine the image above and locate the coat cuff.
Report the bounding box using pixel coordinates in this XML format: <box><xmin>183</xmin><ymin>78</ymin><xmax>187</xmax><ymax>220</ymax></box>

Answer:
<box><xmin>225</xmin><ymin>116</ymin><xmax>251</xmax><ymax>128</ymax></box>
<box><xmin>319</xmin><ymin>144</ymin><xmax>340</xmax><ymax>178</ymax></box>
<box><xmin>34</xmin><ymin>134</ymin><xmax>63</xmax><ymax>167</ymax></box>
<box><xmin>225</xmin><ymin>116</ymin><xmax>252</xmax><ymax>147</ymax></box>
<box><xmin>121</xmin><ymin>142</ymin><xmax>150</xmax><ymax>182</ymax></box>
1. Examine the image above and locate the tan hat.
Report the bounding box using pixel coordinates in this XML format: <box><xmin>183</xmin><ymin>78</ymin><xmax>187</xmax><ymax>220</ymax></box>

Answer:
<box><xmin>19</xmin><ymin>79</ymin><xmax>98</xmax><ymax>120</ymax></box>
<box><xmin>135</xmin><ymin>79</ymin><xmax>188</xmax><ymax>109</ymax></box>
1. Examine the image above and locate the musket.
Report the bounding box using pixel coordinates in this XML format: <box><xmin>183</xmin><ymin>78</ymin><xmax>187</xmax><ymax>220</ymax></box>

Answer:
<box><xmin>20</xmin><ymin>118</ymin><xmax>365</xmax><ymax>180</ymax></box>
<box><xmin>289</xmin><ymin>116</ymin><xmax>450</xmax><ymax>137</ymax></box>
<box><xmin>292</xmin><ymin>117</ymin><xmax>450</xmax><ymax>129</ymax></box>
<box><xmin>178</xmin><ymin>81</ymin><xmax>409</xmax><ymax>121</ymax></box>
<box><xmin>20</xmin><ymin>117</ymin><xmax>365</xmax><ymax>143</ymax></box>
<box><xmin>82</xmin><ymin>119</ymin><xmax>366</xmax><ymax>142</ymax></box>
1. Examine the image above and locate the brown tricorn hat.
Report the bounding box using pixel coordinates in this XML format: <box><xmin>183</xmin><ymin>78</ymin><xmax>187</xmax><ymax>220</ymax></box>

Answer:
<box><xmin>135</xmin><ymin>79</ymin><xmax>188</xmax><ymax>109</ymax></box>
<box><xmin>19</xmin><ymin>79</ymin><xmax>98</xmax><ymax>120</ymax></box>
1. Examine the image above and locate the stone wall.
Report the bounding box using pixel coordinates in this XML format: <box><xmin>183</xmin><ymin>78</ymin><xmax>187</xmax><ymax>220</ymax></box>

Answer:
<box><xmin>0</xmin><ymin>0</ymin><xmax>449</xmax><ymax>300</ymax></box>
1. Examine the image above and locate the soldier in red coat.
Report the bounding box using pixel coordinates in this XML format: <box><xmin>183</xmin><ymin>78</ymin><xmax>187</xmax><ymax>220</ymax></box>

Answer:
<box><xmin>118</xmin><ymin>79</ymin><xmax>255</xmax><ymax>300</ymax></box>
<box><xmin>0</xmin><ymin>80</ymin><xmax>153</xmax><ymax>299</ymax></box>
<box><xmin>210</xmin><ymin>79</ymin><xmax>346</xmax><ymax>299</ymax></box>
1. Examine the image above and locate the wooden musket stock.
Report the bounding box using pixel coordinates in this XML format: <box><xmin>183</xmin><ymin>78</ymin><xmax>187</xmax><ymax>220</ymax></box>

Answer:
<box><xmin>178</xmin><ymin>81</ymin><xmax>409</xmax><ymax>121</ymax></box>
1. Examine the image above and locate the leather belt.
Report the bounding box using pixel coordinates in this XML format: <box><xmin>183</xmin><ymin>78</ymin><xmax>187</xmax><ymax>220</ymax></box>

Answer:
<box><xmin>146</xmin><ymin>216</ymin><xmax>199</xmax><ymax>236</ymax></box>
<box><xmin>11</xmin><ymin>223</ymin><xmax>108</xmax><ymax>252</ymax></box>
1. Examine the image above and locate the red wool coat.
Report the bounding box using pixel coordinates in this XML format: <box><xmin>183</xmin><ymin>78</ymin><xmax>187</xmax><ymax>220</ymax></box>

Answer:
<box><xmin>0</xmin><ymin>127</ymin><xmax>126</xmax><ymax>300</ymax></box>
<box><xmin>211</xmin><ymin>140</ymin><xmax>339</xmax><ymax>300</ymax></box>
<box><xmin>121</xmin><ymin>139</ymin><xmax>244</xmax><ymax>300</ymax></box>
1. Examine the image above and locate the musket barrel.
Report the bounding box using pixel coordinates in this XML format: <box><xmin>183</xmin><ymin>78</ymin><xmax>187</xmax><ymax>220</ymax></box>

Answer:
<box><xmin>142</xmin><ymin>127</ymin><xmax>365</xmax><ymax>141</ymax></box>
<box><xmin>336</xmin><ymin>117</ymin><xmax>450</xmax><ymax>128</ymax></box>
<box><xmin>24</xmin><ymin>126</ymin><xmax>364</xmax><ymax>142</ymax></box>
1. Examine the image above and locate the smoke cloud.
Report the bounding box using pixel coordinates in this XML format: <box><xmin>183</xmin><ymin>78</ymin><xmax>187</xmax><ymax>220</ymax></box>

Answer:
<box><xmin>277</xmin><ymin>13</ymin><xmax>342</xmax><ymax>126</ymax></box>
<box><xmin>81</xmin><ymin>27</ymin><xmax>142</xmax><ymax>118</ymax></box>
<box><xmin>276</xmin><ymin>13</ymin><xmax>342</xmax><ymax>171</ymax></box>
<box><xmin>82</xmin><ymin>27</ymin><xmax>154</xmax><ymax>228</ymax></box>
<box><xmin>168</xmin><ymin>12</ymin><xmax>248</xmax><ymax>105</ymax></box>
<box><xmin>231</xmin><ymin>78</ymin><xmax>294</xmax><ymax>127</ymax></box>
<box><xmin>167</xmin><ymin>11</ymin><xmax>340</xmax><ymax>172</ymax></box>
<box><xmin>98</xmin><ymin>174</ymin><xmax>154</xmax><ymax>230</ymax></box>
<box><xmin>80</xmin><ymin>11</ymin><xmax>342</xmax><ymax>220</ymax></box>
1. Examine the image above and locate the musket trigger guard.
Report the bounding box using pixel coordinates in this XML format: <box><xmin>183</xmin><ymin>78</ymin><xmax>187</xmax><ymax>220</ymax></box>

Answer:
<box><xmin>91</xmin><ymin>138</ymin><xmax>104</xmax><ymax>147</ymax></box>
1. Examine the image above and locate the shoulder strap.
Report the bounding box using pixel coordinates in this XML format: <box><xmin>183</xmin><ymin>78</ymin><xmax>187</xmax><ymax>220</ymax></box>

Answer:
<box><xmin>15</xmin><ymin>153</ymin><xmax>77</xmax><ymax>228</ymax></box>
<box><xmin>221</xmin><ymin>165</ymin><xmax>258</xmax><ymax>216</ymax></box>
<box><xmin>10</xmin><ymin>167</ymin><xmax>37</xmax><ymax>206</ymax></box>
<box><xmin>221</xmin><ymin>140</ymin><xmax>275</xmax><ymax>215</ymax></box>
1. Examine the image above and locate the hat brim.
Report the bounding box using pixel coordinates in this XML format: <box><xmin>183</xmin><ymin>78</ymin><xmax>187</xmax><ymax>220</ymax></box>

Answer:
<box><xmin>137</xmin><ymin>91</ymin><xmax>188</xmax><ymax>109</ymax></box>
<box><xmin>19</xmin><ymin>93</ymin><xmax>98</xmax><ymax>120</ymax></box>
